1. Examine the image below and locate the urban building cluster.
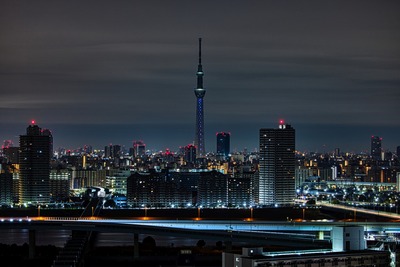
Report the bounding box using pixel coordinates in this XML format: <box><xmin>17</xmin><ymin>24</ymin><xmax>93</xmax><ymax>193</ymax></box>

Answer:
<box><xmin>0</xmin><ymin>121</ymin><xmax>399</xmax><ymax>211</ymax></box>
<box><xmin>0</xmin><ymin>38</ymin><xmax>399</xmax><ymax>211</ymax></box>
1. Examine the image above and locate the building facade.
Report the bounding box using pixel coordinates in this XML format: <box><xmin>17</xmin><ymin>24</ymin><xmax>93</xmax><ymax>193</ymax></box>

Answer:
<box><xmin>216</xmin><ymin>132</ymin><xmax>230</xmax><ymax>161</ymax></box>
<box><xmin>197</xmin><ymin>170</ymin><xmax>228</xmax><ymax>207</ymax></box>
<box><xmin>18</xmin><ymin>122</ymin><xmax>52</xmax><ymax>205</ymax></box>
<box><xmin>0</xmin><ymin>164</ymin><xmax>13</xmax><ymax>206</ymax></box>
<box><xmin>50</xmin><ymin>169</ymin><xmax>71</xmax><ymax>202</ymax></box>
<box><xmin>126</xmin><ymin>171</ymin><xmax>180</xmax><ymax>208</ymax></box>
<box><xmin>258</xmin><ymin>122</ymin><xmax>295</xmax><ymax>205</ymax></box>
<box><xmin>132</xmin><ymin>140</ymin><xmax>146</xmax><ymax>158</ymax></box>
<box><xmin>371</xmin><ymin>136</ymin><xmax>382</xmax><ymax>160</ymax></box>
<box><xmin>184</xmin><ymin>144</ymin><xmax>197</xmax><ymax>164</ymax></box>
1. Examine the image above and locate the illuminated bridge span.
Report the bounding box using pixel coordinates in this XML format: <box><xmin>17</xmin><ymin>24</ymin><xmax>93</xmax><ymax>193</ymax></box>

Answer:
<box><xmin>2</xmin><ymin>218</ymin><xmax>400</xmax><ymax>259</ymax></box>
<box><xmin>2</xmin><ymin>218</ymin><xmax>400</xmax><ymax>236</ymax></box>
<box><xmin>0</xmin><ymin>218</ymin><xmax>328</xmax><ymax>247</ymax></box>
<box><xmin>124</xmin><ymin>220</ymin><xmax>400</xmax><ymax>234</ymax></box>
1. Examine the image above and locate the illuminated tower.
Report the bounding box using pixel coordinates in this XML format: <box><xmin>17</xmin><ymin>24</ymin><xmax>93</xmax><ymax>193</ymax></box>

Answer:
<box><xmin>194</xmin><ymin>38</ymin><xmax>206</xmax><ymax>158</ymax></box>
<box><xmin>259</xmin><ymin>120</ymin><xmax>295</xmax><ymax>205</ymax></box>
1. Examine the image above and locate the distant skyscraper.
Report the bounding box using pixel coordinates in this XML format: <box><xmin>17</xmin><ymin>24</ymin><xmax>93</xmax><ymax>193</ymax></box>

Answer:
<box><xmin>371</xmin><ymin>136</ymin><xmax>382</xmax><ymax>160</ymax></box>
<box><xmin>334</xmin><ymin>148</ymin><xmax>340</xmax><ymax>157</ymax></box>
<box><xmin>19</xmin><ymin>121</ymin><xmax>51</xmax><ymax>204</ymax></box>
<box><xmin>216</xmin><ymin>132</ymin><xmax>230</xmax><ymax>160</ymax></box>
<box><xmin>184</xmin><ymin>144</ymin><xmax>197</xmax><ymax>164</ymax></box>
<box><xmin>259</xmin><ymin>121</ymin><xmax>295</xmax><ymax>205</ymax></box>
<box><xmin>194</xmin><ymin>38</ymin><xmax>206</xmax><ymax>158</ymax></box>
<box><xmin>133</xmin><ymin>140</ymin><xmax>146</xmax><ymax>157</ymax></box>
<box><xmin>105</xmin><ymin>144</ymin><xmax>122</xmax><ymax>158</ymax></box>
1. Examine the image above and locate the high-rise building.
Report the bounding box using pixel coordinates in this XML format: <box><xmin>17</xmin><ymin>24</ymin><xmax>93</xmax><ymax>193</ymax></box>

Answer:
<box><xmin>371</xmin><ymin>136</ymin><xmax>382</xmax><ymax>160</ymax></box>
<box><xmin>184</xmin><ymin>144</ymin><xmax>197</xmax><ymax>164</ymax></box>
<box><xmin>259</xmin><ymin>121</ymin><xmax>295</xmax><ymax>205</ymax></box>
<box><xmin>19</xmin><ymin>121</ymin><xmax>52</xmax><ymax>204</ymax></box>
<box><xmin>133</xmin><ymin>140</ymin><xmax>146</xmax><ymax>158</ymax></box>
<box><xmin>194</xmin><ymin>38</ymin><xmax>206</xmax><ymax>158</ymax></box>
<box><xmin>216</xmin><ymin>132</ymin><xmax>230</xmax><ymax>160</ymax></box>
<box><xmin>105</xmin><ymin>144</ymin><xmax>122</xmax><ymax>159</ymax></box>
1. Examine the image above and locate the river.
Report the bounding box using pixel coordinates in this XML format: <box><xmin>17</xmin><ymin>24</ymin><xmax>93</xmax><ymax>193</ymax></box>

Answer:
<box><xmin>0</xmin><ymin>229</ymin><xmax>223</xmax><ymax>248</ymax></box>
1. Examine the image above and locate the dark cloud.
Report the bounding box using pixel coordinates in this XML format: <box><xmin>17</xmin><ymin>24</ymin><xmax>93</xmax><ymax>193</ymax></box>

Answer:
<box><xmin>0</xmin><ymin>0</ymin><xmax>399</xmax><ymax>152</ymax></box>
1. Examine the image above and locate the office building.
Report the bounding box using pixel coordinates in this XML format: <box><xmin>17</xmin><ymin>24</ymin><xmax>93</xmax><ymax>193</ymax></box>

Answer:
<box><xmin>132</xmin><ymin>140</ymin><xmax>146</xmax><ymax>157</ymax></box>
<box><xmin>194</xmin><ymin>38</ymin><xmax>206</xmax><ymax>158</ymax></box>
<box><xmin>216</xmin><ymin>132</ymin><xmax>230</xmax><ymax>160</ymax></box>
<box><xmin>371</xmin><ymin>136</ymin><xmax>382</xmax><ymax>160</ymax></box>
<box><xmin>259</xmin><ymin>121</ymin><xmax>295</xmax><ymax>205</ymax></box>
<box><xmin>105</xmin><ymin>144</ymin><xmax>121</xmax><ymax>159</ymax></box>
<box><xmin>19</xmin><ymin>121</ymin><xmax>51</xmax><ymax>204</ymax></box>
<box><xmin>184</xmin><ymin>144</ymin><xmax>197</xmax><ymax>164</ymax></box>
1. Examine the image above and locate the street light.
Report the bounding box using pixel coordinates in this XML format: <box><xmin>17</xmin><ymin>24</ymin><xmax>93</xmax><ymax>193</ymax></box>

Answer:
<box><xmin>91</xmin><ymin>207</ymin><xmax>94</xmax><ymax>217</ymax></box>
<box><xmin>302</xmin><ymin>208</ymin><xmax>305</xmax><ymax>221</ymax></box>
<box><xmin>197</xmin><ymin>207</ymin><xmax>201</xmax><ymax>219</ymax></box>
<box><xmin>37</xmin><ymin>205</ymin><xmax>40</xmax><ymax>217</ymax></box>
<box><xmin>250</xmin><ymin>207</ymin><xmax>254</xmax><ymax>220</ymax></box>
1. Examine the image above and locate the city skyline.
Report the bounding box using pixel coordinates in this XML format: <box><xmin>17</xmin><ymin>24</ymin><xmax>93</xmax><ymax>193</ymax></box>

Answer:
<box><xmin>1</xmin><ymin>1</ymin><xmax>399</xmax><ymax>153</ymax></box>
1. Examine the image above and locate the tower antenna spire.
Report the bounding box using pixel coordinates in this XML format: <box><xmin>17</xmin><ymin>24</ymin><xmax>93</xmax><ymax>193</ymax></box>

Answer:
<box><xmin>196</xmin><ymin>38</ymin><xmax>203</xmax><ymax>89</ymax></box>
<box><xmin>199</xmin><ymin>37</ymin><xmax>202</xmax><ymax>65</ymax></box>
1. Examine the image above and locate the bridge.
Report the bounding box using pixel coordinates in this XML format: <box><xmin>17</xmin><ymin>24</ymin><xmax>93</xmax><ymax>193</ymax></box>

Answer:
<box><xmin>2</xmin><ymin>202</ymin><xmax>400</xmax><ymax>264</ymax></box>
<box><xmin>2</xmin><ymin>217</ymin><xmax>400</xmax><ymax>246</ymax></box>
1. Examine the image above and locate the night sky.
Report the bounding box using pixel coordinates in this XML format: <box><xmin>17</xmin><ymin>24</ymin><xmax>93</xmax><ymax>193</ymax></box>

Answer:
<box><xmin>1</xmin><ymin>1</ymin><xmax>399</xmax><ymax>153</ymax></box>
